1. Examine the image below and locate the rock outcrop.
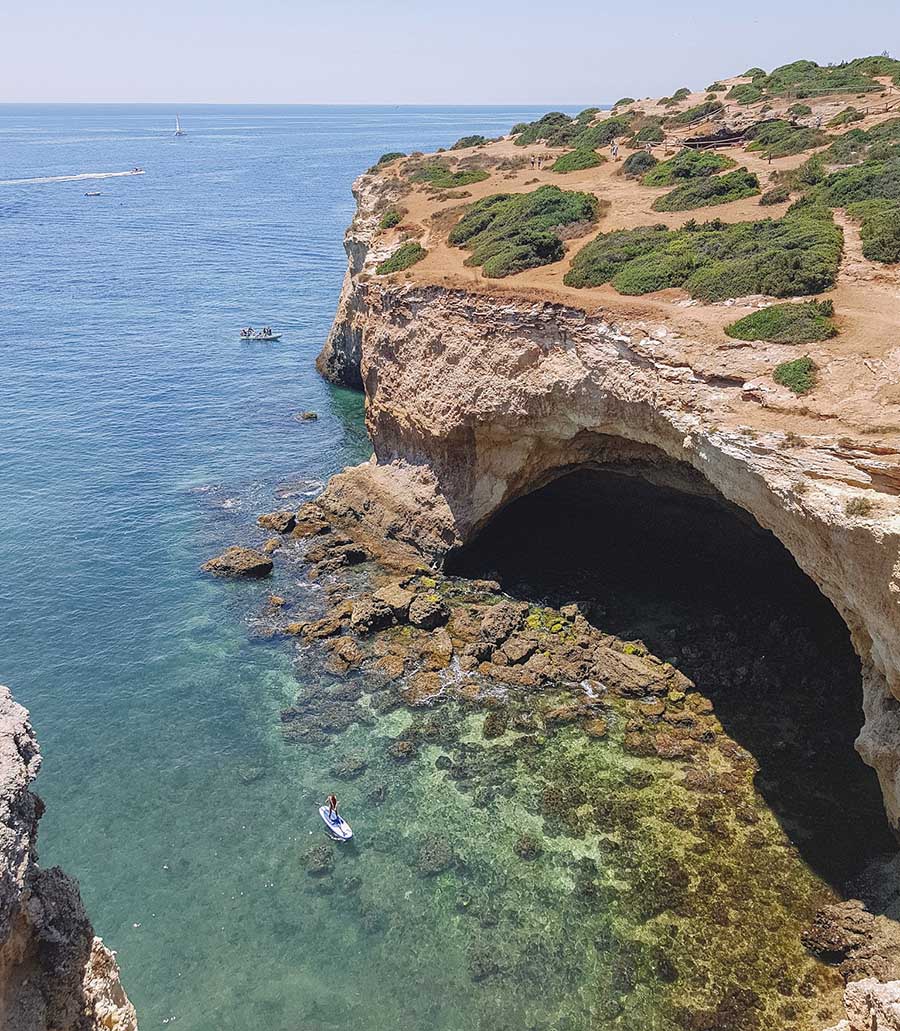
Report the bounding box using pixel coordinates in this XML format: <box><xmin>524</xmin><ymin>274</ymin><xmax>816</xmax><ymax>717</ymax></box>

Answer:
<box><xmin>317</xmin><ymin>168</ymin><xmax>900</xmax><ymax>833</ymax></box>
<box><xmin>0</xmin><ymin>685</ymin><xmax>136</xmax><ymax>1031</ymax></box>
<box><xmin>201</xmin><ymin>545</ymin><xmax>273</xmax><ymax>578</ymax></box>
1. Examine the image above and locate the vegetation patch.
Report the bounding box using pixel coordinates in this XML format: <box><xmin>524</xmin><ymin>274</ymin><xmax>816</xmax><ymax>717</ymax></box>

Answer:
<box><xmin>552</xmin><ymin>148</ymin><xmax>605</xmax><ymax>173</ymax></box>
<box><xmin>511</xmin><ymin>112</ymin><xmax>574</xmax><ymax>146</ymax></box>
<box><xmin>627</xmin><ymin>123</ymin><xmax>665</xmax><ymax>147</ymax></box>
<box><xmin>823</xmin><ymin>118</ymin><xmax>900</xmax><ymax>165</ymax></box>
<box><xmin>642</xmin><ymin>148</ymin><xmax>735</xmax><ymax>186</ymax></box>
<box><xmin>614</xmin><ymin>97</ymin><xmax>635</xmax><ymax>108</ymax></box>
<box><xmin>451</xmin><ymin>135</ymin><xmax>488</xmax><ymax>150</ymax></box>
<box><xmin>368</xmin><ymin>151</ymin><xmax>406</xmax><ymax>173</ymax></box>
<box><xmin>622</xmin><ymin>150</ymin><xmax>658</xmax><ymax>177</ymax></box>
<box><xmin>651</xmin><ymin>168</ymin><xmax>760</xmax><ymax>211</ymax></box>
<box><xmin>828</xmin><ymin>107</ymin><xmax>865</xmax><ymax>128</ymax></box>
<box><xmin>812</xmin><ymin>157</ymin><xmax>900</xmax><ymax>207</ymax></box>
<box><xmin>724</xmin><ymin>300</ymin><xmax>836</xmax><ymax>343</ymax></box>
<box><xmin>448</xmin><ymin>185</ymin><xmax>598</xmax><ymax>278</ymax></box>
<box><xmin>376</xmin><ymin>242</ymin><xmax>426</xmax><ymax>275</ymax></box>
<box><xmin>773</xmin><ymin>355</ymin><xmax>817</xmax><ymax>394</ymax></box>
<box><xmin>760</xmin><ymin>184</ymin><xmax>791</xmax><ymax>205</ymax></box>
<box><xmin>847</xmin><ymin>198</ymin><xmax>900</xmax><ymax>262</ymax></box>
<box><xmin>378</xmin><ymin>209</ymin><xmax>403</xmax><ymax>230</ymax></box>
<box><xmin>665</xmin><ymin>101</ymin><xmax>723</xmax><ymax>127</ymax></box>
<box><xmin>707</xmin><ymin>82</ymin><xmax>727</xmax><ymax>92</ymax></box>
<box><xmin>745</xmin><ymin>120</ymin><xmax>829</xmax><ymax>158</ymax></box>
<box><xmin>408</xmin><ymin>161</ymin><xmax>490</xmax><ymax>189</ymax></box>
<box><xmin>572</xmin><ymin>116</ymin><xmax>632</xmax><ymax>149</ymax></box>
<box><xmin>727</xmin><ymin>83</ymin><xmax>764</xmax><ymax>104</ymax></box>
<box><xmin>787</xmin><ymin>103</ymin><xmax>813</xmax><ymax>118</ymax></box>
<box><xmin>563</xmin><ymin>206</ymin><xmax>842</xmax><ymax>300</ymax></box>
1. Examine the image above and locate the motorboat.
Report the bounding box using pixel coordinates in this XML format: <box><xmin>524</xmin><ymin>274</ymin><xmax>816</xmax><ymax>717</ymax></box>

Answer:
<box><xmin>239</xmin><ymin>329</ymin><xmax>282</xmax><ymax>342</ymax></box>
<box><xmin>84</xmin><ymin>191</ymin><xmax>101</xmax><ymax>197</ymax></box>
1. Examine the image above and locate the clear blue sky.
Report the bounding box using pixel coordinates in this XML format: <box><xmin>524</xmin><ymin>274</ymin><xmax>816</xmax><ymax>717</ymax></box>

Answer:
<box><xmin>5</xmin><ymin>0</ymin><xmax>899</xmax><ymax>104</ymax></box>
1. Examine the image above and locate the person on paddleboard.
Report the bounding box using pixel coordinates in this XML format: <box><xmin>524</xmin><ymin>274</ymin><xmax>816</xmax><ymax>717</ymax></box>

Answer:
<box><xmin>326</xmin><ymin>793</ymin><xmax>339</xmax><ymax>822</ymax></box>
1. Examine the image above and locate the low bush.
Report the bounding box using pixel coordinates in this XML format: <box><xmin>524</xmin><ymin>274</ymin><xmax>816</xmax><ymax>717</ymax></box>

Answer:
<box><xmin>745</xmin><ymin>120</ymin><xmax>829</xmax><ymax>158</ymax></box>
<box><xmin>572</xmin><ymin>116</ymin><xmax>632</xmax><ymax>149</ymax></box>
<box><xmin>773</xmin><ymin>355</ymin><xmax>817</xmax><ymax>394</ymax></box>
<box><xmin>448</xmin><ymin>185</ymin><xmax>598</xmax><ymax>278</ymax></box>
<box><xmin>368</xmin><ymin>151</ymin><xmax>405</xmax><ymax>173</ymax></box>
<box><xmin>614</xmin><ymin>97</ymin><xmax>635</xmax><ymax>108</ymax></box>
<box><xmin>512</xmin><ymin>112</ymin><xmax>576</xmax><ymax>146</ymax></box>
<box><xmin>643</xmin><ymin>148</ymin><xmax>735</xmax><ymax>186</ymax></box>
<box><xmin>760</xmin><ymin>184</ymin><xmax>791</xmax><ymax>205</ymax></box>
<box><xmin>665</xmin><ymin>101</ymin><xmax>723</xmax><ymax>127</ymax></box>
<box><xmin>828</xmin><ymin>107</ymin><xmax>865</xmax><ymax>128</ymax></box>
<box><xmin>845</xmin><ymin>496</ymin><xmax>874</xmax><ymax>516</ymax></box>
<box><xmin>707</xmin><ymin>82</ymin><xmax>727</xmax><ymax>92</ymax></box>
<box><xmin>376</xmin><ymin>242</ymin><xmax>426</xmax><ymax>275</ymax></box>
<box><xmin>622</xmin><ymin>150</ymin><xmax>658</xmax><ymax>177</ymax></box>
<box><xmin>743</xmin><ymin>67</ymin><xmax>767</xmax><ymax>79</ymax></box>
<box><xmin>847</xmin><ymin>198</ymin><xmax>900</xmax><ymax>262</ymax></box>
<box><xmin>651</xmin><ymin>168</ymin><xmax>760</xmax><ymax>211</ymax></box>
<box><xmin>627</xmin><ymin>123</ymin><xmax>665</xmax><ymax>147</ymax></box>
<box><xmin>788</xmin><ymin>103</ymin><xmax>813</xmax><ymax>117</ymax></box>
<box><xmin>451</xmin><ymin>135</ymin><xmax>488</xmax><ymax>150</ymax></box>
<box><xmin>814</xmin><ymin>157</ymin><xmax>900</xmax><ymax>206</ymax></box>
<box><xmin>823</xmin><ymin>118</ymin><xmax>900</xmax><ymax>165</ymax></box>
<box><xmin>727</xmin><ymin>84</ymin><xmax>764</xmax><ymax>104</ymax></box>
<box><xmin>761</xmin><ymin>59</ymin><xmax>882</xmax><ymax>98</ymax></box>
<box><xmin>408</xmin><ymin>161</ymin><xmax>489</xmax><ymax>189</ymax></box>
<box><xmin>552</xmin><ymin>148</ymin><xmax>605</xmax><ymax>173</ymax></box>
<box><xmin>378</xmin><ymin>209</ymin><xmax>403</xmax><ymax>230</ymax></box>
<box><xmin>563</xmin><ymin>206</ymin><xmax>842</xmax><ymax>300</ymax></box>
<box><xmin>724</xmin><ymin>300</ymin><xmax>837</xmax><ymax>342</ymax></box>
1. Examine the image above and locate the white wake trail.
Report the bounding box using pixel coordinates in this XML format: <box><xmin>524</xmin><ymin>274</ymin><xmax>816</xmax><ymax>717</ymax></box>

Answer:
<box><xmin>0</xmin><ymin>170</ymin><xmax>145</xmax><ymax>186</ymax></box>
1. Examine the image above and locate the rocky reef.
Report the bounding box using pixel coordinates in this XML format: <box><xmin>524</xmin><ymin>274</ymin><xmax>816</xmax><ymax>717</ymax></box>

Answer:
<box><xmin>0</xmin><ymin>685</ymin><xmax>136</xmax><ymax>1031</ymax></box>
<box><xmin>316</xmin><ymin>167</ymin><xmax>900</xmax><ymax>846</ymax></box>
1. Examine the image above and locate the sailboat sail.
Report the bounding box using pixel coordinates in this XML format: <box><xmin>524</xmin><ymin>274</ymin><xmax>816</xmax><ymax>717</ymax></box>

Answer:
<box><xmin>174</xmin><ymin>115</ymin><xmax>184</xmax><ymax>136</ymax></box>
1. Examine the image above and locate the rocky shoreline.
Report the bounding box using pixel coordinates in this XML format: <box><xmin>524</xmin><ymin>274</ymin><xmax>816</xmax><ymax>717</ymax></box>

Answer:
<box><xmin>0</xmin><ymin>685</ymin><xmax>136</xmax><ymax>1031</ymax></box>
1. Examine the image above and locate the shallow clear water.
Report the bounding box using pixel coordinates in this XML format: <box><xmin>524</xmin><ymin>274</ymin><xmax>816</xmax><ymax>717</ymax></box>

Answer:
<box><xmin>0</xmin><ymin>103</ymin><xmax>574</xmax><ymax>1030</ymax></box>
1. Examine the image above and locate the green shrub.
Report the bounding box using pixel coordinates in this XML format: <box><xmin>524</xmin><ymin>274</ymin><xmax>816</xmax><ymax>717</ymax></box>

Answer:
<box><xmin>773</xmin><ymin>355</ymin><xmax>817</xmax><ymax>394</ymax></box>
<box><xmin>760</xmin><ymin>185</ymin><xmax>791</xmax><ymax>205</ymax></box>
<box><xmin>376</xmin><ymin>242</ymin><xmax>426</xmax><ymax>275</ymax></box>
<box><xmin>622</xmin><ymin>150</ymin><xmax>658</xmax><ymax>177</ymax></box>
<box><xmin>448</xmin><ymin>185</ymin><xmax>598</xmax><ymax>278</ymax></box>
<box><xmin>845</xmin><ymin>496</ymin><xmax>874</xmax><ymax>517</ymax></box>
<box><xmin>760</xmin><ymin>59</ymin><xmax>881</xmax><ymax>98</ymax></box>
<box><xmin>409</xmin><ymin>161</ymin><xmax>490</xmax><ymax>189</ymax></box>
<box><xmin>724</xmin><ymin>300</ymin><xmax>837</xmax><ymax>342</ymax></box>
<box><xmin>814</xmin><ymin>157</ymin><xmax>900</xmax><ymax>206</ymax></box>
<box><xmin>743</xmin><ymin>67</ymin><xmax>766</xmax><ymax>79</ymax></box>
<box><xmin>563</xmin><ymin>206</ymin><xmax>842</xmax><ymax>300</ymax></box>
<box><xmin>512</xmin><ymin>112</ymin><xmax>576</xmax><ymax>146</ymax></box>
<box><xmin>571</xmin><ymin>116</ymin><xmax>632</xmax><ymax>149</ymax></box>
<box><xmin>643</xmin><ymin>148</ymin><xmax>735</xmax><ymax>186</ymax></box>
<box><xmin>378</xmin><ymin>209</ymin><xmax>403</xmax><ymax>230</ymax></box>
<box><xmin>707</xmin><ymin>82</ymin><xmax>727</xmax><ymax>92</ymax></box>
<box><xmin>628</xmin><ymin>123</ymin><xmax>665</xmax><ymax>147</ymax></box>
<box><xmin>788</xmin><ymin>103</ymin><xmax>813</xmax><ymax>117</ymax></box>
<box><xmin>666</xmin><ymin>101</ymin><xmax>723</xmax><ymax>127</ymax></box>
<box><xmin>552</xmin><ymin>148</ymin><xmax>605</xmax><ymax>173</ymax></box>
<box><xmin>451</xmin><ymin>135</ymin><xmax>488</xmax><ymax>150</ymax></box>
<box><xmin>368</xmin><ymin>151</ymin><xmax>405</xmax><ymax>173</ymax></box>
<box><xmin>727</xmin><ymin>83</ymin><xmax>764</xmax><ymax>104</ymax></box>
<box><xmin>847</xmin><ymin>198</ymin><xmax>900</xmax><ymax>262</ymax></box>
<box><xmin>614</xmin><ymin>97</ymin><xmax>635</xmax><ymax>108</ymax></box>
<box><xmin>745</xmin><ymin>120</ymin><xmax>829</xmax><ymax>158</ymax></box>
<box><xmin>651</xmin><ymin>168</ymin><xmax>760</xmax><ymax>211</ymax></box>
<box><xmin>823</xmin><ymin>118</ymin><xmax>900</xmax><ymax>165</ymax></box>
<box><xmin>828</xmin><ymin>107</ymin><xmax>865</xmax><ymax>128</ymax></box>
<box><xmin>576</xmin><ymin>107</ymin><xmax>602</xmax><ymax>120</ymax></box>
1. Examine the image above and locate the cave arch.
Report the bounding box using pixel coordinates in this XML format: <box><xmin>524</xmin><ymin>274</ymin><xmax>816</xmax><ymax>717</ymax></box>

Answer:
<box><xmin>445</xmin><ymin>450</ymin><xmax>896</xmax><ymax>883</ymax></box>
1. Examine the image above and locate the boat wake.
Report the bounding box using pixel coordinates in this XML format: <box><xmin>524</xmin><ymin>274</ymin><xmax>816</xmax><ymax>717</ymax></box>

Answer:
<box><xmin>0</xmin><ymin>170</ymin><xmax>145</xmax><ymax>186</ymax></box>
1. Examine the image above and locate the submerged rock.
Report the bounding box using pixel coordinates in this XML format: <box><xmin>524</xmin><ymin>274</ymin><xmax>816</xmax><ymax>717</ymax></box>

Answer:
<box><xmin>303</xmin><ymin>844</ymin><xmax>335</xmax><ymax>876</ymax></box>
<box><xmin>417</xmin><ymin>834</ymin><xmax>455</xmax><ymax>876</ymax></box>
<box><xmin>201</xmin><ymin>546</ymin><xmax>273</xmax><ymax>578</ymax></box>
<box><xmin>513</xmin><ymin>833</ymin><xmax>543</xmax><ymax>860</ymax></box>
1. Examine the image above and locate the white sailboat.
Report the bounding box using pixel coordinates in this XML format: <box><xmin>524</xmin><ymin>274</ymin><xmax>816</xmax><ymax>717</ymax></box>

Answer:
<box><xmin>174</xmin><ymin>114</ymin><xmax>185</xmax><ymax>137</ymax></box>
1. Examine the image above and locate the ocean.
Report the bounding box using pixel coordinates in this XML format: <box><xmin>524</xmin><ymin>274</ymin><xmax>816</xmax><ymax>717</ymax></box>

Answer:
<box><xmin>0</xmin><ymin>103</ymin><xmax>578</xmax><ymax>1031</ymax></box>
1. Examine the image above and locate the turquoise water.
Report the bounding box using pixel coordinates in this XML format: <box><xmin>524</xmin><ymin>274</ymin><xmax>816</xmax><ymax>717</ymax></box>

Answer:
<box><xmin>0</xmin><ymin>104</ymin><xmax>576</xmax><ymax>1029</ymax></box>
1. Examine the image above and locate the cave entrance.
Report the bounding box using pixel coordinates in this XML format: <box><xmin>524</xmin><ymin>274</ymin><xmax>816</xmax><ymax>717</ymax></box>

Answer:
<box><xmin>446</xmin><ymin>462</ymin><xmax>895</xmax><ymax>885</ymax></box>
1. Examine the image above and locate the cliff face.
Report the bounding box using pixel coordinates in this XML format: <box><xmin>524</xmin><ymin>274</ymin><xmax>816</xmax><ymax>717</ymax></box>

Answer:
<box><xmin>317</xmin><ymin>172</ymin><xmax>900</xmax><ymax>833</ymax></box>
<box><xmin>0</xmin><ymin>685</ymin><xmax>136</xmax><ymax>1031</ymax></box>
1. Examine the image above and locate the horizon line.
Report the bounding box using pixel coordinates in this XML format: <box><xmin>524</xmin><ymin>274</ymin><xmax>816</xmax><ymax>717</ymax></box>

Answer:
<box><xmin>0</xmin><ymin>100</ymin><xmax>609</xmax><ymax>108</ymax></box>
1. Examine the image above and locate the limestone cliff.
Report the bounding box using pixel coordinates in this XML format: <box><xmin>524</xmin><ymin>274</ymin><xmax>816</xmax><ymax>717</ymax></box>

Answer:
<box><xmin>317</xmin><ymin>169</ymin><xmax>900</xmax><ymax>839</ymax></box>
<box><xmin>0</xmin><ymin>685</ymin><xmax>136</xmax><ymax>1031</ymax></box>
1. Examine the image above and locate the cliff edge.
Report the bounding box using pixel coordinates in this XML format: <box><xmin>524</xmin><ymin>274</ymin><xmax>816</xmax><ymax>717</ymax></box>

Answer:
<box><xmin>0</xmin><ymin>685</ymin><xmax>136</xmax><ymax>1031</ymax></box>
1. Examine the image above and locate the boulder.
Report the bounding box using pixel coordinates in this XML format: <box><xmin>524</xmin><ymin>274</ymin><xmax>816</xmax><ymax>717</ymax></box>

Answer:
<box><xmin>480</xmin><ymin>601</ymin><xmax>528</xmax><ymax>645</ymax></box>
<box><xmin>500</xmin><ymin>635</ymin><xmax>537</xmax><ymax>665</ymax></box>
<box><xmin>257</xmin><ymin>510</ymin><xmax>296</xmax><ymax>533</ymax></box>
<box><xmin>408</xmin><ymin>593</ymin><xmax>450</xmax><ymax>630</ymax></box>
<box><xmin>843</xmin><ymin>978</ymin><xmax>900</xmax><ymax>1031</ymax></box>
<box><xmin>201</xmin><ymin>546</ymin><xmax>273</xmax><ymax>578</ymax></box>
<box><xmin>803</xmin><ymin>900</ymin><xmax>877</xmax><ymax>961</ymax></box>
<box><xmin>375</xmin><ymin>581</ymin><xmax>415</xmax><ymax>620</ymax></box>
<box><xmin>349</xmin><ymin>597</ymin><xmax>395</xmax><ymax>634</ymax></box>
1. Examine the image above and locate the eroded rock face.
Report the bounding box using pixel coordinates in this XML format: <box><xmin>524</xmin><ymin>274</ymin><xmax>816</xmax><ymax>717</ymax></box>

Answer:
<box><xmin>317</xmin><ymin>175</ymin><xmax>900</xmax><ymax>832</ymax></box>
<box><xmin>0</xmin><ymin>685</ymin><xmax>137</xmax><ymax>1031</ymax></box>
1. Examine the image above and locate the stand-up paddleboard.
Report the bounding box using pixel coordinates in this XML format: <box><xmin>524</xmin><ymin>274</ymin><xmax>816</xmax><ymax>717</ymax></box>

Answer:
<box><xmin>318</xmin><ymin>805</ymin><xmax>353</xmax><ymax>841</ymax></box>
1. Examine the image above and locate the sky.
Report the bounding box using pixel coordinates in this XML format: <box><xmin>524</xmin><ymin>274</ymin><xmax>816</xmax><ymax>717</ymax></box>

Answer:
<box><xmin>4</xmin><ymin>0</ymin><xmax>899</xmax><ymax>104</ymax></box>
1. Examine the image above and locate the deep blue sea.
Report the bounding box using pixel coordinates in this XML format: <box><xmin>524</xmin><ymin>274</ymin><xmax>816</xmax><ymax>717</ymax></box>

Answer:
<box><xmin>0</xmin><ymin>104</ymin><xmax>575</xmax><ymax>1030</ymax></box>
